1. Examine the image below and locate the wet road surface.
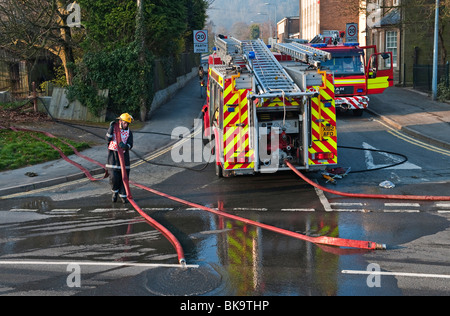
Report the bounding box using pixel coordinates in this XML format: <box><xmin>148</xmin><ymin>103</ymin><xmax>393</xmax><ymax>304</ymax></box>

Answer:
<box><xmin>1</xmin><ymin>112</ymin><xmax>450</xmax><ymax>296</ymax></box>
<box><xmin>0</xmin><ymin>196</ymin><xmax>449</xmax><ymax>296</ymax></box>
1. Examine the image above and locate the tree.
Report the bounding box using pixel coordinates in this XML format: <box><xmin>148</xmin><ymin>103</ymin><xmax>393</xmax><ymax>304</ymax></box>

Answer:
<box><xmin>69</xmin><ymin>0</ymin><xmax>209</xmax><ymax>120</ymax></box>
<box><xmin>250</xmin><ymin>24</ymin><xmax>260</xmax><ymax>40</ymax></box>
<box><xmin>0</xmin><ymin>0</ymin><xmax>83</xmax><ymax>85</ymax></box>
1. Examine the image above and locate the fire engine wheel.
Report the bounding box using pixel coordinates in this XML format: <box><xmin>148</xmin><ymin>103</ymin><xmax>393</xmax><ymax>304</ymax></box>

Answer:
<box><xmin>215</xmin><ymin>162</ymin><xmax>223</xmax><ymax>178</ymax></box>
<box><xmin>201</xmin><ymin>114</ymin><xmax>209</xmax><ymax>146</ymax></box>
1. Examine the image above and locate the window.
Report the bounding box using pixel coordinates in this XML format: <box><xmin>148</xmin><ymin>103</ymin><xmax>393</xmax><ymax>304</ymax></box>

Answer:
<box><xmin>386</xmin><ymin>31</ymin><xmax>397</xmax><ymax>67</ymax></box>
<box><xmin>321</xmin><ymin>50</ymin><xmax>365</xmax><ymax>76</ymax></box>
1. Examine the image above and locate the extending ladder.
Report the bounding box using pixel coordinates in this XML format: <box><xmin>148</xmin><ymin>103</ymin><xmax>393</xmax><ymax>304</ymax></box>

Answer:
<box><xmin>215</xmin><ymin>36</ymin><xmax>245</xmax><ymax>66</ymax></box>
<box><xmin>240</xmin><ymin>39</ymin><xmax>301</xmax><ymax>95</ymax></box>
<box><xmin>274</xmin><ymin>42</ymin><xmax>331</xmax><ymax>68</ymax></box>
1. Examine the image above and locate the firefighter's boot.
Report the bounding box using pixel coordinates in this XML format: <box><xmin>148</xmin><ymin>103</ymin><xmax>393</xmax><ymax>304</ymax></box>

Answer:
<box><xmin>112</xmin><ymin>192</ymin><xmax>118</xmax><ymax>203</ymax></box>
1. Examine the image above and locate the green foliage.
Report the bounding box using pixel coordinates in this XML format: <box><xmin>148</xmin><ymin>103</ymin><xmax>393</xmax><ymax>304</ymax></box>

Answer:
<box><xmin>40</xmin><ymin>65</ymin><xmax>68</xmax><ymax>92</ymax></box>
<box><xmin>437</xmin><ymin>73</ymin><xmax>450</xmax><ymax>102</ymax></box>
<box><xmin>0</xmin><ymin>130</ymin><xmax>89</xmax><ymax>171</ymax></box>
<box><xmin>77</xmin><ymin>0</ymin><xmax>137</xmax><ymax>51</ymax></box>
<box><xmin>67</xmin><ymin>42</ymin><xmax>154</xmax><ymax>118</ymax></box>
<box><xmin>69</xmin><ymin>0</ymin><xmax>208</xmax><ymax>119</ymax></box>
<box><xmin>250</xmin><ymin>24</ymin><xmax>260</xmax><ymax>40</ymax></box>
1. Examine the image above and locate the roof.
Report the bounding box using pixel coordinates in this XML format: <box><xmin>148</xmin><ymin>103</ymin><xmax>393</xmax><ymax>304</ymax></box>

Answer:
<box><xmin>374</xmin><ymin>8</ymin><xmax>400</xmax><ymax>27</ymax></box>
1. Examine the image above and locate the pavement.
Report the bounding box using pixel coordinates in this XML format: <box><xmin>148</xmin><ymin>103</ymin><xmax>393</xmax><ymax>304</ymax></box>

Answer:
<box><xmin>1</xmin><ymin>79</ymin><xmax>449</xmax><ymax>198</ymax></box>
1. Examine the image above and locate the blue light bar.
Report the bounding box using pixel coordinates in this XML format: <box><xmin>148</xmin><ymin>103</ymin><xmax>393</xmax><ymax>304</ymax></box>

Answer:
<box><xmin>311</xmin><ymin>43</ymin><xmax>327</xmax><ymax>48</ymax></box>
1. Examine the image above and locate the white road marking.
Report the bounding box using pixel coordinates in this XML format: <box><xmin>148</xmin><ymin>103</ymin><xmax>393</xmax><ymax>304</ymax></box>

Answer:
<box><xmin>314</xmin><ymin>186</ymin><xmax>333</xmax><ymax>212</ymax></box>
<box><xmin>0</xmin><ymin>260</ymin><xmax>198</xmax><ymax>269</ymax></box>
<box><xmin>342</xmin><ymin>269</ymin><xmax>450</xmax><ymax>279</ymax></box>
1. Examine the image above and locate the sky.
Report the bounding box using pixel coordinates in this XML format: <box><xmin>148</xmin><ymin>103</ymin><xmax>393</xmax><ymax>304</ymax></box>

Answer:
<box><xmin>206</xmin><ymin>0</ymin><xmax>300</xmax><ymax>31</ymax></box>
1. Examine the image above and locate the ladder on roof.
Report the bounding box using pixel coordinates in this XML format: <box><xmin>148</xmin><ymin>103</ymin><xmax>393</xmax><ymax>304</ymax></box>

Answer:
<box><xmin>215</xmin><ymin>36</ymin><xmax>245</xmax><ymax>66</ymax></box>
<box><xmin>274</xmin><ymin>42</ymin><xmax>331</xmax><ymax>68</ymax></box>
<box><xmin>240</xmin><ymin>39</ymin><xmax>301</xmax><ymax>95</ymax></box>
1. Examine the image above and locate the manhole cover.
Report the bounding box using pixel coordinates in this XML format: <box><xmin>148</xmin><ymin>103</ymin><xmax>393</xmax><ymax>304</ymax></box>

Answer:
<box><xmin>145</xmin><ymin>264</ymin><xmax>222</xmax><ymax>295</ymax></box>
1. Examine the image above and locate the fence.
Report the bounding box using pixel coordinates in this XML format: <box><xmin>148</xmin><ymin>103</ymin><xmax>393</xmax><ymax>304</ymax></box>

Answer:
<box><xmin>413</xmin><ymin>62</ymin><xmax>449</xmax><ymax>92</ymax></box>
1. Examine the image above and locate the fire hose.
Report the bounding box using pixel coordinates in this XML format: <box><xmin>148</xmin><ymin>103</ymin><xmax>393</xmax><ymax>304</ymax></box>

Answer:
<box><xmin>285</xmin><ymin>160</ymin><xmax>450</xmax><ymax>201</ymax></box>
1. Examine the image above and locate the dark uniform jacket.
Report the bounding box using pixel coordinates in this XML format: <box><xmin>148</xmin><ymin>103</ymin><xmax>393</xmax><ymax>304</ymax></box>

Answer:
<box><xmin>105</xmin><ymin>121</ymin><xmax>134</xmax><ymax>170</ymax></box>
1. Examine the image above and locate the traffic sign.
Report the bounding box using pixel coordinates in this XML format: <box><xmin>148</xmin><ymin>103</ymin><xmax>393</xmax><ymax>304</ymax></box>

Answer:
<box><xmin>346</xmin><ymin>23</ymin><xmax>358</xmax><ymax>43</ymax></box>
<box><xmin>194</xmin><ymin>30</ymin><xmax>208</xmax><ymax>44</ymax></box>
<box><xmin>194</xmin><ymin>43</ymin><xmax>209</xmax><ymax>53</ymax></box>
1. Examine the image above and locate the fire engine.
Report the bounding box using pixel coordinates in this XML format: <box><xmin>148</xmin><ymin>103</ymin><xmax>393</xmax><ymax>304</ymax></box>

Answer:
<box><xmin>202</xmin><ymin>35</ymin><xmax>338</xmax><ymax>177</ymax></box>
<box><xmin>282</xmin><ymin>32</ymin><xmax>394</xmax><ymax>116</ymax></box>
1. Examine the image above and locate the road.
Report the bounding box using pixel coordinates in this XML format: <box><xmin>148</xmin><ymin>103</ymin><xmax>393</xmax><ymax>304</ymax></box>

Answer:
<box><xmin>0</xmin><ymin>110</ymin><xmax>449</xmax><ymax>297</ymax></box>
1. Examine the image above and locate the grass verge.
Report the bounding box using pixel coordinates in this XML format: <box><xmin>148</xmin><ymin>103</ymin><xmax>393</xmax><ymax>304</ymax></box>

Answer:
<box><xmin>0</xmin><ymin>129</ymin><xmax>90</xmax><ymax>171</ymax></box>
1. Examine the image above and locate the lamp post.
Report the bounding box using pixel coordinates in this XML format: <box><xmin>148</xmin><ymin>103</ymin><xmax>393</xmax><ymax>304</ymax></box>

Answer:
<box><xmin>432</xmin><ymin>0</ymin><xmax>440</xmax><ymax>101</ymax></box>
<box><xmin>264</xmin><ymin>2</ymin><xmax>277</xmax><ymax>45</ymax></box>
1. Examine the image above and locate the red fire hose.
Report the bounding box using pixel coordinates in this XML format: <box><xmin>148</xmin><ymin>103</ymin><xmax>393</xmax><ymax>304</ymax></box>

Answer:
<box><xmin>130</xmin><ymin>181</ymin><xmax>386</xmax><ymax>250</ymax></box>
<box><xmin>285</xmin><ymin>160</ymin><xmax>450</xmax><ymax>201</ymax></box>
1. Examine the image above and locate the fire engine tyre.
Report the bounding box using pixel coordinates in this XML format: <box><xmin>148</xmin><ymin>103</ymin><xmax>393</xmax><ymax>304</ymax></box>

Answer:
<box><xmin>353</xmin><ymin>109</ymin><xmax>364</xmax><ymax>116</ymax></box>
<box><xmin>215</xmin><ymin>162</ymin><xmax>223</xmax><ymax>178</ymax></box>
<box><xmin>201</xmin><ymin>114</ymin><xmax>209</xmax><ymax>146</ymax></box>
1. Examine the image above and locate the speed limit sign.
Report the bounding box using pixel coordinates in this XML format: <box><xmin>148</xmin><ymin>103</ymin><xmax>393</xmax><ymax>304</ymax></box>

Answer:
<box><xmin>194</xmin><ymin>30</ymin><xmax>208</xmax><ymax>44</ymax></box>
<box><xmin>346</xmin><ymin>23</ymin><xmax>358</xmax><ymax>42</ymax></box>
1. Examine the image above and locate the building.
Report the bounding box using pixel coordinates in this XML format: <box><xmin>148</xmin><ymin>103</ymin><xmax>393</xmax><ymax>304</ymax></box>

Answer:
<box><xmin>276</xmin><ymin>17</ymin><xmax>300</xmax><ymax>43</ymax></box>
<box><xmin>299</xmin><ymin>0</ymin><xmax>364</xmax><ymax>44</ymax></box>
<box><xmin>295</xmin><ymin>0</ymin><xmax>449</xmax><ymax>89</ymax></box>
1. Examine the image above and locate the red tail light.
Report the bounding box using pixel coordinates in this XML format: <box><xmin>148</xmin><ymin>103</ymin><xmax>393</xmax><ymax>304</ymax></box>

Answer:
<box><xmin>311</xmin><ymin>152</ymin><xmax>334</xmax><ymax>160</ymax></box>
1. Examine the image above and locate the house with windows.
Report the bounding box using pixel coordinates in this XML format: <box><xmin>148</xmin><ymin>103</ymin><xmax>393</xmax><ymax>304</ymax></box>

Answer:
<box><xmin>366</xmin><ymin>1</ymin><xmax>401</xmax><ymax>82</ymax></box>
<box><xmin>292</xmin><ymin>0</ymin><xmax>449</xmax><ymax>89</ymax></box>
<box><xmin>368</xmin><ymin>0</ymin><xmax>449</xmax><ymax>88</ymax></box>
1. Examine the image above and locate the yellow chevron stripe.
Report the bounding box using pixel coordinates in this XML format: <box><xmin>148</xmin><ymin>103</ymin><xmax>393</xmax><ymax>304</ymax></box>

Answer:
<box><xmin>326</xmin><ymin>79</ymin><xmax>335</xmax><ymax>92</ymax></box>
<box><xmin>224</xmin><ymin>80</ymin><xmax>233</xmax><ymax>96</ymax></box>
<box><xmin>223</xmin><ymin>110</ymin><xmax>237</xmax><ymax>127</ymax></box>
<box><xmin>309</xmin><ymin>141</ymin><xmax>338</xmax><ymax>157</ymax></box>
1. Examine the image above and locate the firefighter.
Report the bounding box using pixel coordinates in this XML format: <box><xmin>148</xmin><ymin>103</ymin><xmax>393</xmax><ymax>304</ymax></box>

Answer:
<box><xmin>105</xmin><ymin>113</ymin><xmax>134</xmax><ymax>203</ymax></box>
<box><xmin>198</xmin><ymin>65</ymin><xmax>205</xmax><ymax>97</ymax></box>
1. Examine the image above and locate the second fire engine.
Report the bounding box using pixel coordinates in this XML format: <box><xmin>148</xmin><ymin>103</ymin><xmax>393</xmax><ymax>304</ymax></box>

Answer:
<box><xmin>285</xmin><ymin>32</ymin><xmax>394</xmax><ymax>116</ymax></box>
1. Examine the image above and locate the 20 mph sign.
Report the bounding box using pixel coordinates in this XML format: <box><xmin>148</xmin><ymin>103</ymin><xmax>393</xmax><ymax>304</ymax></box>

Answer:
<box><xmin>194</xmin><ymin>30</ymin><xmax>208</xmax><ymax>44</ymax></box>
<box><xmin>346</xmin><ymin>23</ymin><xmax>358</xmax><ymax>43</ymax></box>
<box><xmin>194</xmin><ymin>30</ymin><xmax>208</xmax><ymax>53</ymax></box>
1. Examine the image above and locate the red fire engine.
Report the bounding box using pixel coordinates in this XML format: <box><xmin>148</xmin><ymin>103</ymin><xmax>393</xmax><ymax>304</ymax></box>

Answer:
<box><xmin>202</xmin><ymin>36</ymin><xmax>338</xmax><ymax>177</ymax></box>
<box><xmin>282</xmin><ymin>33</ymin><xmax>394</xmax><ymax>116</ymax></box>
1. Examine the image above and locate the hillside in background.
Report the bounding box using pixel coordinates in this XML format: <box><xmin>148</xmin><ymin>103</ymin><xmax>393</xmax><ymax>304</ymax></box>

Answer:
<box><xmin>207</xmin><ymin>0</ymin><xmax>299</xmax><ymax>31</ymax></box>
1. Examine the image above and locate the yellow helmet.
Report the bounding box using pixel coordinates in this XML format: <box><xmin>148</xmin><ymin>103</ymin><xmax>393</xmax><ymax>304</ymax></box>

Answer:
<box><xmin>118</xmin><ymin>113</ymin><xmax>134</xmax><ymax>124</ymax></box>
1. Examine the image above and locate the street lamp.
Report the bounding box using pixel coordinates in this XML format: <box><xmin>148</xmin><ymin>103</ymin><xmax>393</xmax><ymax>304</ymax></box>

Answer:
<box><xmin>432</xmin><ymin>0</ymin><xmax>440</xmax><ymax>101</ymax></box>
<box><xmin>264</xmin><ymin>2</ymin><xmax>277</xmax><ymax>43</ymax></box>
<box><xmin>257</xmin><ymin>12</ymin><xmax>271</xmax><ymax>43</ymax></box>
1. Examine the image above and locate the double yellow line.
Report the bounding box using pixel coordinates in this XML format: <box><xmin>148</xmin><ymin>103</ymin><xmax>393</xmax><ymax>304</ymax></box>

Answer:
<box><xmin>375</xmin><ymin>119</ymin><xmax>450</xmax><ymax>157</ymax></box>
